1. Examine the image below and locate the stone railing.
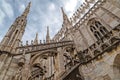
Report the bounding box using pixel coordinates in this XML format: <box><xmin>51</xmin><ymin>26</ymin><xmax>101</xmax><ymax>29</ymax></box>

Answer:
<box><xmin>16</xmin><ymin>40</ymin><xmax>74</xmax><ymax>55</ymax></box>
<box><xmin>70</xmin><ymin>0</ymin><xmax>106</xmax><ymax>26</ymax></box>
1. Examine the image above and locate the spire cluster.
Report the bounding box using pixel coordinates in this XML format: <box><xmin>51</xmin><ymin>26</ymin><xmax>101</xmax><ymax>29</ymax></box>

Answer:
<box><xmin>0</xmin><ymin>2</ymin><xmax>31</xmax><ymax>53</ymax></box>
<box><xmin>20</xmin><ymin>27</ymin><xmax>52</xmax><ymax>46</ymax></box>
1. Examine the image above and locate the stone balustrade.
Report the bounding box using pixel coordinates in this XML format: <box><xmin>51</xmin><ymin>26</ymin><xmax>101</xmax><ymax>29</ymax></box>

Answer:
<box><xmin>70</xmin><ymin>0</ymin><xmax>106</xmax><ymax>25</ymax></box>
<box><xmin>16</xmin><ymin>40</ymin><xmax>74</xmax><ymax>55</ymax></box>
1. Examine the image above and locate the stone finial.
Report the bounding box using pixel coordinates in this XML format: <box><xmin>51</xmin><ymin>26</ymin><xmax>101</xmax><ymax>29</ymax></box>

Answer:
<box><xmin>26</xmin><ymin>41</ymin><xmax>28</xmax><ymax>45</ymax></box>
<box><xmin>61</xmin><ymin>7</ymin><xmax>71</xmax><ymax>27</ymax></box>
<box><xmin>31</xmin><ymin>40</ymin><xmax>33</xmax><ymax>45</ymax></box>
<box><xmin>46</xmin><ymin>26</ymin><xmax>50</xmax><ymax>43</ymax></box>
<box><xmin>80</xmin><ymin>5</ymin><xmax>85</xmax><ymax>13</ymax></box>
<box><xmin>43</xmin><ymin>40</ymin><xmax>45</xmax><ymax>43</ymax></box>
<box><xmin>34</xmin><ymin>32</ymin><xmax>39</xmax><ymax>45</ymax></box>
<box><xmin>22</xmin><ymin>2</ymin><xmax>31</xmax><ymax>17</ymax></box>
<box><xmin>20</xmin><ymin>41</ymin><xmax>23</xmax><ymax>46</ymax></box>
<box><xmin>83</xmin><ymin>2</ymin><xmax>89</xmax><ymax>9</ymax></box>
<box><xmin>70</xmin><ymin>18</ymin><xmax>73</xmax><ymax>23</ymax></box>
<box><xmin>76</xmin><ymin>9</ymin><xmax>81</xmax><ymax>18</ymax></box>
<box><xmin>40</xmin><ymin>40</ymin><xmax>42</xmax><ymax>44</ymax></box>
<box><xmin>61</xmin><ymin>7</ymin><xmax>67</xmax><ymax>21</ymax></box>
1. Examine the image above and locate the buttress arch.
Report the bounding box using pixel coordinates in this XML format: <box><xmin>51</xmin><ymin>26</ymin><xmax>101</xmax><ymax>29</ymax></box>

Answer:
<box><xmin>30</xmin><ymin>50</ymin><xmax>59</xmax><ymax>67</ymax></box>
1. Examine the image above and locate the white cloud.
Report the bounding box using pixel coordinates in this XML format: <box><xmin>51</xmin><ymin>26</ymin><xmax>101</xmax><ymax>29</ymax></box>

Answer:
<box><xmin>0</xmin><ymin>9</ymin><xmax>5</xmax><ymax>26</ymax></box>
<box><xmin>0</xmin><ymin>0</ymin><xmax>85</xmax><ymax>43</ymax></box>
<box><xmin>1</xmin><ymin>1</ymin><xmax>14</xmax><ymax>19</ymax></box>
<box><xmin>62</xmin><ymin>0</ymin><xmax>79</xmax><ymax>17</ymax></box>
<box><xmin>19</xmin><ymin>4</ymin><xmax>25</xmax><ymax>13</ymax></box>
<box><xmin>30</xmin><ymin>3</ymin><xmax>62</xmax><ymax>39</ymax></box>
<box><xmin>65</xmin><ymin>0</ymin><xmax>78</xmax><ymax>12</ymax></box>
<box><xmin>22</xmin><ymin>24</ymin><xmax>38</xmax><ymax>40</ymax></box>
<box><xmin>49</xmin><ymin>3</ymin><xmax>56</xmax><ymax>11</ymax></box>
<box><xmin>60</xmin><ymin>0</ymin><xmax>85</xmax><ymax>17</ymax></box>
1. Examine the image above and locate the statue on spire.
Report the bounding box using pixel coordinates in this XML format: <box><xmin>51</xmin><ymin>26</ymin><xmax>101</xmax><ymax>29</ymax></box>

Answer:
<box><xmin>61</xmin><ymin>7</ymin><xmax>70</xmax><ymax>23</ymax></box>
<box><xmin>22</xmin><ymin>2</ymin><xmax>31</xmax><ymax>17</ymax></box>
<box><xmin>61</xmin><ymin>7</ymin><xmax>72</xmax><ymax>30</ymax></box>
<box><xmin>0</xmin><ymin>2</ymin><xmax>31</xmax><ymax>52</ymax></box>
<box><xmin>46</xmin><ymin>26</ymin><xmax>51</xmax><ymax>43</ymax></box>
<box><xmin>34</xmin><ymin>32</ymin><xmax>39</xmax><ymax>45</ymax></box>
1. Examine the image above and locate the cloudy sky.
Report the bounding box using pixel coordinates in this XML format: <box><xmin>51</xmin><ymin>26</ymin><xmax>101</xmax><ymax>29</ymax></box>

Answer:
<box><xmin>0</xmin><ymin>0</ymin><xmax>84</xmax><ymax>44</ymax></box>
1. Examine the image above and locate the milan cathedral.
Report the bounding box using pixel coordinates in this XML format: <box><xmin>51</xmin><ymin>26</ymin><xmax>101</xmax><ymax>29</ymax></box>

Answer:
<box><xmin>0</xmin><ymin>0</ymin><xmax>120</xmax><ymax>80</ymax></box>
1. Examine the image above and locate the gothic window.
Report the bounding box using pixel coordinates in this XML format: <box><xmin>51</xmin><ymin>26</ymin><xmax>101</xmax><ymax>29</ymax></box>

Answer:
<box><xmin>94</xmin><ymin>31</ymin><xmax>102</xmax><ymax>40</ymax></box>
<box><xmin>89</xmin><ymin>20</ymin><xmax>108</xmax><ymax>40</ymax></box>
<box><xmin>100</xmin><ymin>27</ymin><xmax>108</xmax><ymax>35</ymax></box>
<box><xmin>95</xmin><ymin>21</ymin><xmax>102</xmax><ymax>28</ymax></box>
<box><xmin>90</xmin><ymin>26</ymin><xmax>96</xmax><ymax>32</ymax></box>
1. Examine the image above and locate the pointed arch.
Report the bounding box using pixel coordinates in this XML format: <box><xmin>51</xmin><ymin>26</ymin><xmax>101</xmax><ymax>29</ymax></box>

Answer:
<box><xmin>30</xmin><ymin>50</ymin><xmax>59</xmax><ymax>66</ymax></box>
<box><xmin>113</xmin><ymin>54</ymin><xmax>120</xmax><ymax>79</ymax></box>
